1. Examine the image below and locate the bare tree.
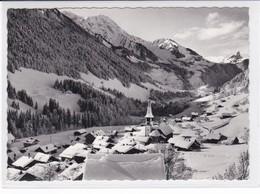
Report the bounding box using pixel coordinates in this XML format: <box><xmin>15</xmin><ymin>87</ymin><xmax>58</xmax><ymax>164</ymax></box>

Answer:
<box><xmin>213</xmin><ymin>150</ymin><xmax>249</xmax><ymax>180</ymax></box>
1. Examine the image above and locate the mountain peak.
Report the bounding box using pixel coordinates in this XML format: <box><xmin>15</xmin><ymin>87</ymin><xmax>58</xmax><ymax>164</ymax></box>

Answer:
<box><xmin>223</xmin><ymin>51</ymin><xmax>243</xmax><ymax>64</ymax></box>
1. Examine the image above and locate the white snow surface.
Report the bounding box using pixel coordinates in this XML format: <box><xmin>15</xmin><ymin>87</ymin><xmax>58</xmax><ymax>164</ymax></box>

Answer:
<box><xmin>8</xmin><ymin>68</ymin><xmax>82</xmax><ymax>112</ymax></box>
<box><xmin>83</xmin><ymin>153</ymin><xmax>166</xmax><ymax>180</ymax></box>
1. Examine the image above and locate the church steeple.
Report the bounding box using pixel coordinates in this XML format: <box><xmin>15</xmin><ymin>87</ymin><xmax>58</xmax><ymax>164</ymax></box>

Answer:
<box><xmin>145</xmin><ymin>100</ymin><xmax>154</xmax><ymax>125</ymax></box>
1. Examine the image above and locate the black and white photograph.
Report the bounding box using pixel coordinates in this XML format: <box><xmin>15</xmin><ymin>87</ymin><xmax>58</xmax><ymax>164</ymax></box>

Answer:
<box><xmin>1</xmin><ymin>1</ymin><xmax>259</xmax><ymax>187</ymax></box>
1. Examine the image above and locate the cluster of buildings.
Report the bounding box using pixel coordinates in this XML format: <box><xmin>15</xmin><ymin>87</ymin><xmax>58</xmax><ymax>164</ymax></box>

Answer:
<box><xmin>6</xmin><ymin>99</ymin><xmax>242</xmax><ymax>181</ymax></box>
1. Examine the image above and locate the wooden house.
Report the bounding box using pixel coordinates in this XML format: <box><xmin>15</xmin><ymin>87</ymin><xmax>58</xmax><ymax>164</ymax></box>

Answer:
<box><xmin>203</xmin><ymin>133</ymin><xmax>228</xmax><ymax>143</ymax></box>
<box><xmin>35</xmin><ymin>144</ymin><xmax>57</xmax><ymax>154</ymax></box>
<box><xmin>22</xmin><ymin>138</ymin><xmax>39</xmax><ymax>147</ymax></box>
<box><xmin>168</xmin><ymin>136</ymin><xmax>201</xmax><ymax>151</ymax></box>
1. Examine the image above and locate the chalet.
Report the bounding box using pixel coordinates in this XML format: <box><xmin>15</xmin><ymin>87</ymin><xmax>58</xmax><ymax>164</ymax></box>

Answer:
<box><xmin>12</xmin><ymin>156</ymin><xmax>38</xmax><ymax>170</ymax></box>
<box><xmin>74</xmin><ymin>129</ymin><xmax>87</xmax><ymax>136</ymax></box>
<box><xmin>84</xmin><ymin>132</ymin><xmax>96</xmax><ymax>144</ymax></box>
<box><xmin>221</xmin><ymin>113</ymin><xmax>233</xmax><ymax>119</ymax></box>
<box><xmin>117</xmin><ymin>136</ymin><xmax>136</xmax><ymax>146</ymax></box>
<box><xmin>203</xmin><ymin>133</ymin><xmax>228</xmax><ymax>143</ymax></box>
<box><xmin>83</xmin><ymin>154</ymin><xmax>166</xmax><ymax>180</ymax></box>
<box><xmin>7</xmin><ymin>150</ymin><xmax>23</xmax><ymax>166</ymax></box>
<box><xmin>57</xmin><ymin>163</ymin><xmax>84</xmax><ymax>181</ymax></box>
<box><xmin>134</xmin><ymin>136</ymin><xmax>150</xmax><ymax>145</ymax></box>
<box><xmin>22</xmin><ymin>137</ymin><xmax>39</xmax><ymax>147</ymax></box>
<box><xmin>206</xmin><ymin>110</ymin><xmax>214</xmax><ymax>116</ymax></box>
<box><xmin>191</xmin><ymin>112</ymin><xmax>199</xmax><ymax>118</ymax></box>
<box><xmin>158</xmin><ymin>122</ymin><xmax>173</xmax><ymax>139</ymax></box>
<box><xmin>113</xmin><ymin>144</ymin><xmax>142</xmax><ymax>154</ymax></box>
<box><xmin>94</xmin><ymin>129</ymin><xmax>106</xmax><ymax>136</ymax></box>
<box><xmin>221</xmin><ymin>137</ymin><xmax>239</xmax><ymax>145</ymax></box>
<box><xmin>21</xmin><ymin>144</ymin><xmax>40</xmax><ymax>153</ymax></box>
<box><xmin>175</xmin><ymin>118</ymin><xmax>182</xmax><ymax>123</ymax></box>
<box><xmin>59</xmin><ymin>143</ymin><xmax>87</xmax><ymax>161</ymax></box>
<box><xmin>7</xmin><ymin>168</ymin><xmax>38</xmax><ymax>181</ymax></box>
<box><xmin>34</xmin><ymin>152</ymin><xmax>58</xmax><ymax>163</ymax></box>
<box><xmin>35</xmin><ymin>144</ymin><xmax>57</xmax><ymax>154</ymax></box>
<box><xmin>168</xmin><ymin>136</ymin><xmax>201</xmax><ymax>151</ymax></box>
<box><xmin>182</xmin><ymin>116</ymin><xmax>193</xmax><ymax>122</ymax></box>
<box><xmin>74</xmin><ymin>149</ymin><xmax>92</xmax><ymax>163</ymax></box>
<box><xmin>7</xmin><ymin>133</ymin><xmax>15</xmax><ymax>144</ymax></box>
<box><xmin>149</xmin><ymin>130</ymin><xmax>167</xmax><ymax>143</ymax></box>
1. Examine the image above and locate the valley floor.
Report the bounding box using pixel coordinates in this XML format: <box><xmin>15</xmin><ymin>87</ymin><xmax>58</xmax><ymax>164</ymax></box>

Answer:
<box><xmin>181</xmin><ymin>143</ymin><xmax>248</xmax><ymax>179</ymax></box>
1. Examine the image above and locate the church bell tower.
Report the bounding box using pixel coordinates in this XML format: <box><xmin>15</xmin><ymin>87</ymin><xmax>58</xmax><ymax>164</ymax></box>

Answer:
<box><xmin>145</xmin><ymin>100</ymin><xmax>154</xmax><ymax>125</ymax></box>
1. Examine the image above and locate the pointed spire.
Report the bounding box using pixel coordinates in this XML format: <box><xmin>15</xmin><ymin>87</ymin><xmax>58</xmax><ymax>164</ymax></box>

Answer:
<box><xmin>145</xmin><ymin>100</ymin><xmax>154</xmax><ymax>119</ymax></box>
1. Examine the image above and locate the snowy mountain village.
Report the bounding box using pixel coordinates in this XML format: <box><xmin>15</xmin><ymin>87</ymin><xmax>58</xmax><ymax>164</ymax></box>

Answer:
<box><xmin>7</xmin><ymin>91</ymin><xmax>249</xmax><ymax>181</ymax></box>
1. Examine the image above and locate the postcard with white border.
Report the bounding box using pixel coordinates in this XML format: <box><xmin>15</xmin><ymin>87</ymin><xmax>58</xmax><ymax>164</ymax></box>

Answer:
<box><xmin>1</xmin><ymin>0</ymin><xmax>260</xmax><ymax>189</ymax></box>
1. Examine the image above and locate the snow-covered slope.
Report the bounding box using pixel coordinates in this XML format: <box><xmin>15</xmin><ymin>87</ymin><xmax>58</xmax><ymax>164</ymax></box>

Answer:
<box><xmin>63</xmin><ymin>11</ymin><xmax>242</xmax><ymax>91</ymax></box>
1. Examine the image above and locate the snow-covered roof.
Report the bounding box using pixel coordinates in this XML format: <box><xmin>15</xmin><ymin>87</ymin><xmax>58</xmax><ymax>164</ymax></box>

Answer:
<box><xmin>149</xmin><ymin>130</ymin><xmax>161</xmax><ymax>137</ymax></box>
<box><xmin>83</xmin><ymin>153</ymin><xmax>166</xmax><ymax>180</ymax></box>
<box><xmin>158</xmin><ymin>123</ymin><xmax>173</xmax><ymax>136</ymax></box>
<box><xmin>8</xmin><ymin>133</ymin><xmax>15</xmax><ymax>141</ymax></box>
<box><xmin>94</xmin><ymin>129</ymin><xmax>106</xmax><ymax>136</ymax></box>
<box><xmin>7</xmin><ymin>168</ymin><xmax>24</xmax><ymax>181</ymax></box>
<box><xmin>97</xmin><ymin>147</ymin><xmax>115</xmax><ymax>154</ymax></box>
<box><xmin>34</xmin><ymin>152</ymin><xmax>52</xmax><ymax>163</ymax></box>
<box><xmin>57</xmin><ymin>163</ymin><xmax>84</xmax><ymax>181</ymax></box>
<box><xmin>168</xmin><ymin>136</ymin><xmax>199</xmax><ymax>150</ymax></box>
<box><xmin>112</xmin><ymin>144</ymin><xmax>134</xmax><ymax>153</ymax></box>
<box><xmin>118</xmin><ymin>137</ymin><xmax>136</xmax><ymax>146</ymax></box>
<box><xmin>134</xmin><ymin>143</ymin><xmax>148</xmax><ymax>151</ymax></box>
<box><xmin>182</xmin><ymin>117</ymin><xmax>192</xmax><ymax>121</ymax></box>
<box><xmin>12</xmin><ymin>156</ymin><xmax>35</xmax><ymax>168</ymax></box>
<box><xmin>38</xmin><ymin>143</ymin><xmax>57</xmax><ymax>153</ymax></box>
<box><xmin>22</xmin><ymin>137</ymin><xmax>39</xmax><ymax>144</ymax></box>
<box><xmin>59</xmin><ymin>144</ymin><xmax>88</xmax><ymax>159</ymax></box>
<box><xmin>134</xmin><ymin>136</ymin><xmax>150</xmax><ymax>143</ymax></box>
<box><xmin>24</xmin><ymin>144</ymin><xmax>40</xmax><ymax>152</ymax></box>
<box><xmin>204</xmin><ymin>133</ymin><xmax>222</xmax><ymax>140</ymax></box>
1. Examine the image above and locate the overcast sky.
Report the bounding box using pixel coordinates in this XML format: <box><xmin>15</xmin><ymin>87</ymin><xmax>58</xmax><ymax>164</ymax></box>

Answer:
<box><xmin>65</xmin><ymin>7</ymin><xmax>249</xmax><ymax>62</ymax></box>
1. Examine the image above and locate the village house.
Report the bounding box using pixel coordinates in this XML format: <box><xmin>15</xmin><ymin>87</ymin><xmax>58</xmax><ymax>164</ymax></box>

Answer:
<box><xmin>22</xmin><ymin>137</ymin><xmax>40</xmax><ymax>147</ymax></box>
<box><xmin>57</xmin><ymin>163</ymin><xmax>84</xmax><ymax>181</ymax></box>
<box><xmin>203</xmin><ymin>133</ymin><xmax>228</xmax><ymax>144</ymax></box>
<box><xmin>168</xmin><ymin>136</ymin><xmax>201</xmax><ymax>151</ymax></box>
<box><xmin>12</xmin><ymin>156</ymin><xmax>39</xmax><ymax>170</ymax></box>
<box><xmin>221</xmin><ymin>137</ymin><xmax>240</xmax><ymax>145</ymax></box>
<box><xmin>35</xmin><ymin>143</ymin><xmax>57</xmax><ymax>155</ymax></box>
<box><xmin>182</xmin><ymin>116</ymin><xmax>193</xmax><ymax>122</ymax></box>
<box><xmin>157</xmin><ymin>122</ymin><xmax>173</xmax><ymax>140</ymax></box>
<box><xmin>34</xmin><ymin>152</ymin><xmax>58</xmax><ymax>163</ymax></box>
<box><xmin>59</xmin><ymin>143</ymin><xmax>88</xmax><ymax>161</ymax></box>
<box><xmin>149</xmin><ymin>129</ymin><xmax>167</xmax><ymax>143</ymax></box>
<box><xmin>83</xmin><ymin>153</ymin><xmax>166</xmax><ymax>180</ymax></box>
<box><xmin>7</xmin><ymin>168</ymin><xmax>38</xmax><ymax>181</ymax></box>
<box><xmin>112</xmin><ymin>144</ymin><xmax>142</xmax><ymax>154</ymax></box>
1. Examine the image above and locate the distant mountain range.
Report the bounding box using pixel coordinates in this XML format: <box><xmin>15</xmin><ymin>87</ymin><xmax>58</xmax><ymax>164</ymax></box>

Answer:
<box><xmin>63</xmin><ymin>11</ymin><xmax>244</xmax><ymax>90</ymax></box>
<box><xmin>8</xmin><ymin>9</ymin><xmax>247</xmax><ymax>98</ymax></box>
